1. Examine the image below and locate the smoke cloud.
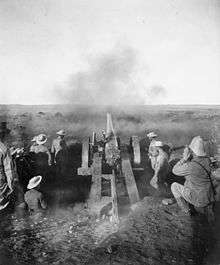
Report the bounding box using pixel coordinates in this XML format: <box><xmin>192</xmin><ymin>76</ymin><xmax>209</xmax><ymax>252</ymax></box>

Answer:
<box><xmin>54</xmin><ymin>46</ymin><xmax>147</xmax><ymax>105</ymax></box>
<box><xmin>54</xmin><ymin>46</ymin><xmax>167</xmax><ymax>105</ymax></box>
<box><xmin>145</xmin><ymin>85</ymin><xmax>167</xmax><ymax>104</ymax></box>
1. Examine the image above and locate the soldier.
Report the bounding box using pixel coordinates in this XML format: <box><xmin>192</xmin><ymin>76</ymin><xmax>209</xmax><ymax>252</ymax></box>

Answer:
<box><xmin>0</xmin><ymin>122</ymin><xmax>24</xmax><ymax>211</ymax></box>
<box><xmin>147</xmin><ymin>132</ymin><xmax>158</xmax><ymax>170</ymax></box>
<box><xmin>150</xmin><ymin>141</ymin><xmax>170</xmax><ymax>191</ymax></box>
<box><xmin>24</xmin><ymin>175</ymin><xmax>47</xmax><ymax>215</ymax></box>
<box><xmin>51</xmin><ymin>130</ymin><xmax>68</xmax><ymax>177</ymax></box>
<box><xmin>169</xmin><ymin>136</ymin><xmax>215</xmax><ymax>215</ymax></box>
<box><xmin>30</xmin><ymin>134</ymin><xmax>51</xmax><ymax>177</ymax></box>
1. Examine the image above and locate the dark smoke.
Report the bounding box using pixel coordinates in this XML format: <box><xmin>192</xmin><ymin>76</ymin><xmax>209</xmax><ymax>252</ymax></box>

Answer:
<box><xmin>145</xmin><ymin>85</ymin><xmax>167</xmax><ymax>104</ymax></box>
<box><xmin>54</xmin><ymin>46</ymin><xmax>146</xmax><ymax>105</ymax></box>
<box><xmin>147</xmin><ymin>85</ymin><xmax>167</xmax><ymax>97</ymax></box>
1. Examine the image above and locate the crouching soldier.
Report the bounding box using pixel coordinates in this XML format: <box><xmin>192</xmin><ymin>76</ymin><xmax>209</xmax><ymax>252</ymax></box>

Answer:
<box><xmin>150</xmin><ymin>141</ymin><xmax>170</xmax><ymax>192</ymax></box>
<box><xmin>24</xmin><ymin>175</ymin><xmax>47</xmax><ymax>215</ymax></box>
<box><xmin>169</xmin><ymin>136</ymin><xmax>215</xmax><ymax>216</ymax></box>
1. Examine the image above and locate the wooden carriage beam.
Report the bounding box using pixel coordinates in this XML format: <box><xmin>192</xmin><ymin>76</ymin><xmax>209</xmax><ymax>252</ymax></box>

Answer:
<box><xmin>121</xmin><ymin>146</ymin><xmax>140</xmax><ymax>205</ymax></box>
<box><xmin>131</xmin><ymin>136</ymin><xmax>141</xmax><ymax>165</ymax></box>
<box><xmin>78</xmin><ymin>139</ymin><xmax>91</xmax><ymax>175</ymax></box>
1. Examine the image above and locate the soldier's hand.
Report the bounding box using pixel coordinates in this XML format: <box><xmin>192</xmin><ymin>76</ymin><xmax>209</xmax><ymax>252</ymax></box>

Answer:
<box><xmin>182</xmin><ymin>146</ymin><xmax>191</xmax><ymax>162</ymax></box>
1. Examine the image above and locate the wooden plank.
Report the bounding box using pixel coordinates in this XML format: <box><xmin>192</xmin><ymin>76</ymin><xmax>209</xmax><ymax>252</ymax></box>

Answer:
<box><xmin>77</xmin><ymin>167</ymin><xmax>92</xmax><ymax>176</ymax></box>
<box><xmin>131</xmin><ymin>136</ymin><xmax>141</xmax><ymax>165</ymax></box>
<box><xmin>216</xmin><ymin>144</ymin><xmax>220</xmax><ymax>162</ymax></box>
<box><xmin>91</xmin><ymin>132</ymin><xmax>96</xmax><ymax>146</ymax></box>
<box><xmin>111</xmin><ymin>172</ymin><xmax>119</xmax><ymax>224</ymax></box>
<box><xmin>88</xmin><ymin>153</ymin><xmax>102</xmax><ymax>203</ymax></box>
<box><xmin>81</xmin><ymin>139</ymin><xmax>89</xmax><ymax>168</ymax></box>
<box><xmin>122</xmin><ymin>157</ymin><xmax>140</xmax><ymax>205</ymax></box>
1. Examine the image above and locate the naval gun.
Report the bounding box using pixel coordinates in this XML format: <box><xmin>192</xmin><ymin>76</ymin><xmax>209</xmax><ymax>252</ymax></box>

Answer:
<box><xmin>77</xmin><ymin>113</ymin><xmax>141</xmax><ymax>223</ymax></box>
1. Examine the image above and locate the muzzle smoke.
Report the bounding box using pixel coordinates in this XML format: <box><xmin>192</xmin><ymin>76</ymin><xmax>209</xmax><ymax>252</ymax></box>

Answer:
<box><xmin>54</xmin><ymin>45</ymin><xmax>167</xmax><ymax>105</ymax></box>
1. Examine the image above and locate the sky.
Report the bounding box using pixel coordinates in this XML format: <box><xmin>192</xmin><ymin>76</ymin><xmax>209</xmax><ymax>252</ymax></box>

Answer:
<box><xmin>0</xmin><ymin>0</ymin><xmax>219</xmax><ymax>105</ymax></box>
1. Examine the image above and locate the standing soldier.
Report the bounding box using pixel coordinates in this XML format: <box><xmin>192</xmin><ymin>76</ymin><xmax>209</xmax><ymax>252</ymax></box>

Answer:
<box><xmin>147</xmin><ymin>132</ymin><xmax>158</xmax><ymax>170</ymax></box>
<box><xmin>0</xmin><ymin>122</ymin><xmax>24</xmax><ymax>211</ymax></box>
<box><xmin>30</xmin><ymin>134</ymin><xmax>51</xmax><ymax>177</ymax></box>
<box><xmin>150</xmin><ymin>141</ymin><xmax>170</xmax><ymax>191</ymax></box>
<box><xmin>51</xmin><ymin>130</ymin><xmax>68</xmax><ymax>177</ymax></box>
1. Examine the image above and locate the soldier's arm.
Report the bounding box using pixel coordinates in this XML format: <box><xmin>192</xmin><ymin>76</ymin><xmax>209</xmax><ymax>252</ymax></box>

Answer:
<box><xmin>3</xmin><ymin>150</ymin><xmax>18</xmax><ymax>191</ymax></box>
<box><xmin>46</xmin><ymin>149</ymin><xmax>52</xmax><ymax>166</ymax></box>
<box><xmin>51</xmin><ymin>140</ymin><xmax>55</xmax><ymax>154</ymax></box>
<box><xmin>0</xmin><ymin>152</ymin><xmax>6</xmax><ymax>178</ymax></box>
<box><xmin>39</xmin><ymin>193</ymin><xmax>47</xmax><ymax>209</ymax></box>
<box><xmin>172</xmin><ymin>160</ymin><xmax>191</xmax><ymax>176</ymax></box>
<box><xmin>154</xmin><ymin>157</ymin><xmax>165</xmax><ymax>177</ymax></box>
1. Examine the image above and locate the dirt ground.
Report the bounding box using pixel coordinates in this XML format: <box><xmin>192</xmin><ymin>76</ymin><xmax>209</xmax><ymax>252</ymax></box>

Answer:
<box><xmin>0</xmin><ymin>152</ymin><xmax>215</xmax><ymax>265</ymax></box>
<box><xmin>86</xmin><ymin>197</ymin><xmax>212</xmax><ymax>265</ymax></box>
<box><xmin>0</xmin><ymin>105</ymin><xmax>219</xmax><ymax>265</ymax></box>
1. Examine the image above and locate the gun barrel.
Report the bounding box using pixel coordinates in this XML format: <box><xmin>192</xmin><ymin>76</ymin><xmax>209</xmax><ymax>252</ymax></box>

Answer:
<box><xmin>105</xmin><ymin>113</ymin><xmax>120</xmax><ymax>166</ymax></box>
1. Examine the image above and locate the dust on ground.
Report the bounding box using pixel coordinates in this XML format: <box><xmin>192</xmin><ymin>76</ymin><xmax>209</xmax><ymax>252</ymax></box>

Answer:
<box><xmin>87</xmin><ymin>196</ymin><xmax>212</xmax><ymax>265</ymax></box>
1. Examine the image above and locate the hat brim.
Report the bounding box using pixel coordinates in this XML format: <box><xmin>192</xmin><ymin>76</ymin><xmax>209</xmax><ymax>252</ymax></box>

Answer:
<box><xmin>36</xmin><ymin>139</ymin><xmax>47</xmax><ymax>145</ymax></box>
<box><xmin>56</xmin><ymin>131</ymin><xmax>66</xmax><ymax>136</ymax></box>
<box><xmin>147</xmin><ymin>134</ymin><xmax>157</xmax><ymax>138</ymax></box>
<box><xmin>56</xmin><ymin>133</ymin><xmax>65</xmax><ymax>136</ymax></box>
<box><xmin>27</xmin><ymin>176</ymin><xmax>42</xmax><ymax>189</ymax></box>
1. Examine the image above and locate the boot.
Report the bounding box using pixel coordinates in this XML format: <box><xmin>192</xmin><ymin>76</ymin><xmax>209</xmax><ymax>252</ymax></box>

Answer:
<box><xmin>176</xmin><ymin>197</ymin><xmax>191</xmax><ymax>214</ymax></box>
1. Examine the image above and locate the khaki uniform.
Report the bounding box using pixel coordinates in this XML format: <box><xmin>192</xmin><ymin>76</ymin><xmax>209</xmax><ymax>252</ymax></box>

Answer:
<box><xmin>0</xmin><ymin>141</ymin><xmax>18</xmax><ymax>210</ymax></box>
<box><xmin>171</xmin><ymin>157</ymin><xmax>214</xmax><ymax>207</ymax></box>
<box><xmin>24</xmin><ymin>189</ymin><xmax>47</xmax><ymax>213</ymax></box>
<box><xmin>148</xmin><ymin>139</ymin><xmax>158</xmax><ymax>169</ymax></box>
<box><xmin>30</xmin><ymin>144</ymin><xmax>51</xmax><ymax>177</ymax></box>
<box><xmin>51</xmin><ymin>138</ymin><xmax>68</xmax><ymax>176</ymax></box>
<box><xmin>51</xmin><ymin>138</ymin><xmax>67</xmax><ymax>157</ymax></box>
<box><xmin>150</xmin><ymin>148</ymin><xmax>170</xmax><ymax>189</ymax></box>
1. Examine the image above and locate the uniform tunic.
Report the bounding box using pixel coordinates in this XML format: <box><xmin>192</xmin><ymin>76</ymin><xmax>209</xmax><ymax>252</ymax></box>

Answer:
<box><xmin>30</xmin><ymin>144</ymin><xmax>51</xmax><ymax>176</ymax></box>
<box><xmin>51</xmin><ymin>138</ymin><xmax>68</xmax><ymax>176</ymax></box>
<box><xmin>172</xmin><ymin>157</ymin><xmax>214</xmax><ymax>207</ymax></box>
<box><xmin>148</xmin><ymin>139</ymin><xmax>158</xmax><ymax>169</ymax></box>
<box><xmin>24</xmin><ymin>189</ymin><xmax>47</xmax><ymax>213</ymax></box>
<box><xmin>0</xmin><ymin>141</ymin><xmax>18</xmax><ymax>209</ymax></box>
<box><xmin>150</xmin><ymin>148</ymin><xmax>170</xmax><ymax>189</ymax></box>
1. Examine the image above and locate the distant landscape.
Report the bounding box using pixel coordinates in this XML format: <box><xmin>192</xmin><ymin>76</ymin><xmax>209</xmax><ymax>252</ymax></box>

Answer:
<box><xmin>0</xmin><ymin>104</ymin><xmax>220</xmax><ymax>150</ymax></box>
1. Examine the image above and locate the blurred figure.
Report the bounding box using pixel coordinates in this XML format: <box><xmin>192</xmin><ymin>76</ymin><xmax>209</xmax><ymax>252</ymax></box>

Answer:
<box><xmin>169</xmin><ymin>136</ymin><xmax>215</xmax><ymax>215</ymax></box>
<box><xmin>24</xmin><ymin>175</ymin><xmax>47</xmax><ymax>215</ymax></box>
<box><xmin>0</xmin><ymin>122</ymin><xmax>25</xmax><ymax>211</ymax></box>
<box><xmin>147</xmin><ymin>132</ymin><xmax>158</xmax><ymax>169</ymax></box>
<box><xmin>30</xmin><ymin>134</ymin><xmax>51</xmax><ymax>177</ymax></box>
<box><xmin>51</xmin><ymin>130</ymin><xmax>68</xmax><ymax>177</ymax></box>
<box><xmin>150</xmin><ymin>141</ymin><xmax>170</xmax><ymax>191</ymax></box>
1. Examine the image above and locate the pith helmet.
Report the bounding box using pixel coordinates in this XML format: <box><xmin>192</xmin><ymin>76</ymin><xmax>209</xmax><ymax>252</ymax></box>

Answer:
<box><xmin>36</xmin><ymin>134</ymin><xmax>47</xmax><ymax>145</ymax></box>
<box><xmin>56</xmin><ymin>129</ymin><xmax>66</xmax><ymax>136</ymax></box>
<box><xmin>189</xmin><ymin>136</ymin><xmax>206</xmax><ymax>156</ymax></box>
<box><xmin>154</xmin><ymin>140</ymin><xmax>164</xmax><ymax>147</ymax></box>
<box><xmin>27</xmin><ymin>175</ymin><xmax>42</xmax><ymax>189</ymax></box>
<box><xmin>147</xmin><ymin>132</ymin><xmax>157</xmax><ymax>138</ymax></box>
<box><xmin>31</xmin><ymin>136</ymin><xmax>37</xmax><ymax>142</ymax></box>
